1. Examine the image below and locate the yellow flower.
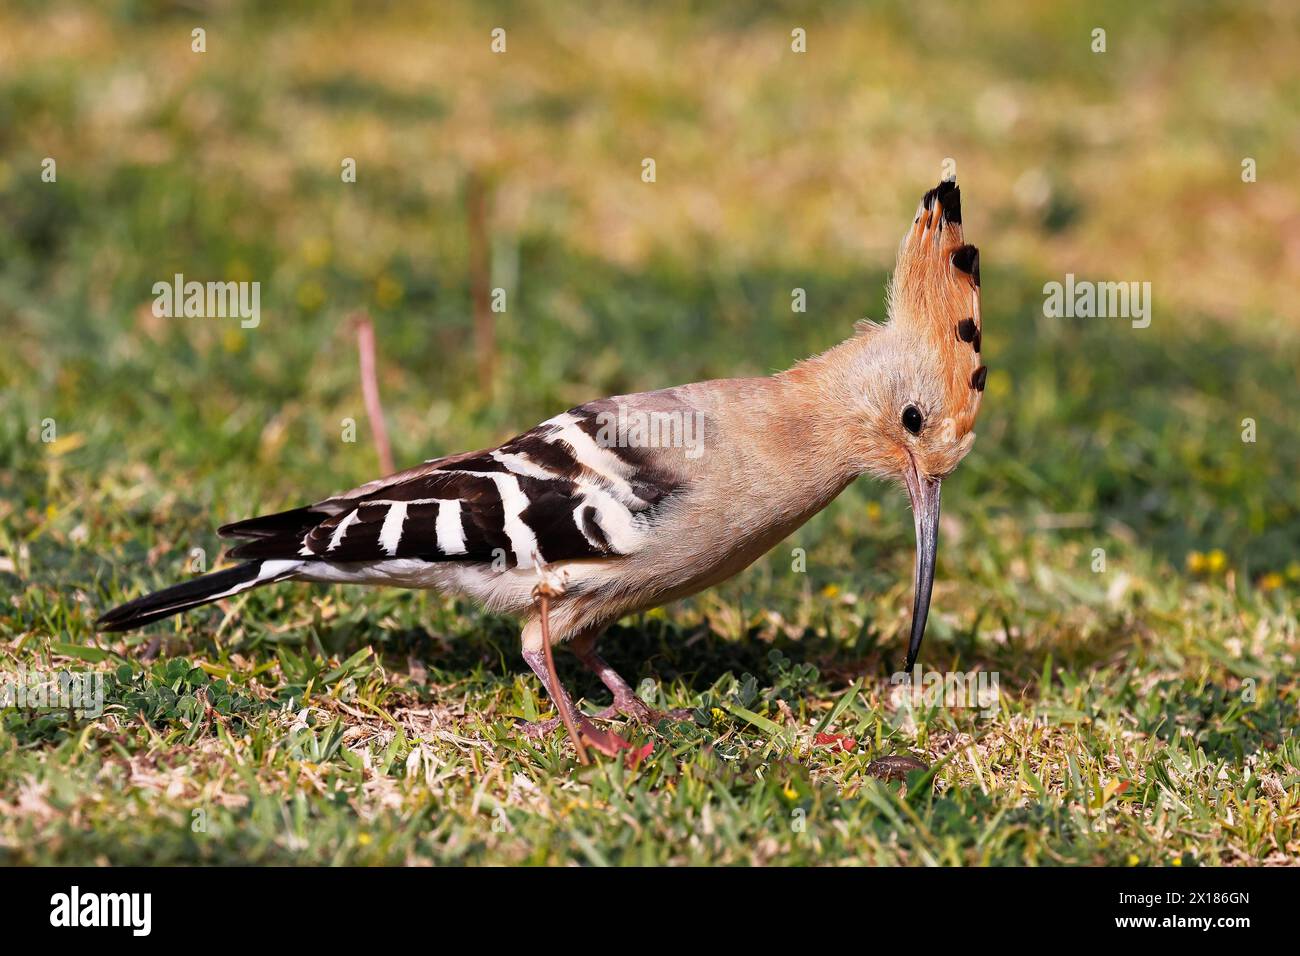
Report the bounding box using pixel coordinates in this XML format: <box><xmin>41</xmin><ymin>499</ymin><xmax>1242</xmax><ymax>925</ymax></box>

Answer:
<box><xmin>357</xmin><ymin>832</ymin><xmax>372</xmax><ymax>845</ymax></box>
<box><xmin>300</xmin><ymin>237</ymin><xmax>332</xmax><ymax>268</ymax></box>
<box><xmin>297</xmin><ymin>281</ymin><xmax>326</xmax><ymax>312</ymax></box>
<box><xmin>783</xmin><ymin>784</ymin><xmax>798</xmax><ymax>800</ymax></box>
<box><xmin>710</xmin><ymin>707</ymin><xmax>725</xmax><ymax>722</ymax></box>
<box><xmin>1286</xmin><ymin>561</ymin><xmax>1300</xmax><ymax>582</ymax></box>
<box><xmin>1186</xmin><ymin>551</ymin><xmax>1205</xmax><ymax>574</ymax></box>
<box><xmin>865</xmin><ymin>501</ymin><xmax>882</xmax><ymax>522</ymax></box>
<box><xmin>1126</xmin><ymin>854</ymin><xmax>1139</xmax><ymax>866</ymax></box>
<box><xmin>1206</xmin><ymin>549</ymin><xmax>1227</xmax><ymax>574</ymax></box>
<box><xmin>46</xmin><ymin>433</ymin><xmax>86</xmax><ymax>457</ymax></box>
<box><xmin>375</xmin><ymin>273</ymin><xmax>403</xmax><ymax>308</ymax></box>
<box><xmin>1171</xmin><ymin>855</ymin><xmax>1182</xmax><ymax>866</ymax></box>
<box><xmin>821</xmin><ymin>584</ymin><xmax>841</xmax><ymax>599</ymax></box>
<box><xmin>1259</xmin><ymin>573</ymin><xmax>1283</xmax><ymax>592</ymax></box>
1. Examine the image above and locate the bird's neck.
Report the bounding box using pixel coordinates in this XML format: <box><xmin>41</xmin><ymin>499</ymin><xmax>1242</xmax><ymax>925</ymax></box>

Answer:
<box><xmin>773</xmin><ymin>328</ymin><xmax>880</xmax><ymax>474</ymax></box>
<box><xmin>726</xmin><ymin>331</ymin><xmax>881</xmax><ymax>504</ymax></box>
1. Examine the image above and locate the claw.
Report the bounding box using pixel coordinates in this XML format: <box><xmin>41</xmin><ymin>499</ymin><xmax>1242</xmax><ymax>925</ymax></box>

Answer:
<box><xmin>519</xmin><ymin>699</ymin><xmax>690</xmax><ymax>741</ymax></box>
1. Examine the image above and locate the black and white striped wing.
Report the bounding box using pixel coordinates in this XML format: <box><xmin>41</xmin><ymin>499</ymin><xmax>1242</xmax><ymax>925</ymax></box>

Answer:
<box><xmin>219</xmin><ymin>401</ymin><xmax>688</xmax><ymax>569</ymax></box>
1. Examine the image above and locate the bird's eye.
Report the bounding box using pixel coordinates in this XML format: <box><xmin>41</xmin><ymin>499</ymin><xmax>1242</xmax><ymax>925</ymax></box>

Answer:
<box><xmin>901</xmin><ymin>405</ymin><xmax>924</xmax><ymax>435</ymax></box>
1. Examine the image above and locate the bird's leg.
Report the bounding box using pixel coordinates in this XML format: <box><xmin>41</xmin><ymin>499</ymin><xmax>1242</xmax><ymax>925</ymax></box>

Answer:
<box><xmin>520</xmin><ymin>646</ymin><xmax>604</xmax><ymax>746</ymax></box>
<box><xmin>567</xmin><ymin>629</ymin><xmax>650</xmax><ymax>720</ymax></box>
<box><xmin>569</xmin><ymin>629</ymin><xmax>693</xmax><ymax>724</ymax></box>
<box><xmin>520</xmin><ymin>622</ymin><xmax>691</xmax><ymax>739</ymax></box>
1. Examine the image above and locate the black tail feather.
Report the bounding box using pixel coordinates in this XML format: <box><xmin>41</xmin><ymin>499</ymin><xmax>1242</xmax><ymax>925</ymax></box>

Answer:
<box><xmin>97</xmin><ymin>562</ymin><xmax>274</xmax><ymax>632</ymax></box>
<box><xmin>219</xmin><ymin>506</ymin><xmax>325</xmax><ymax>539</ymax></box>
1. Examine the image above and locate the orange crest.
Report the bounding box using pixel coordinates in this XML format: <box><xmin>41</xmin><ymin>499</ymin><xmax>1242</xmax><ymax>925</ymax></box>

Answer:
<box><xmin>889</xmin><ymin>179</ymin><xmax>985</xmax><ymax>438</ymax></box>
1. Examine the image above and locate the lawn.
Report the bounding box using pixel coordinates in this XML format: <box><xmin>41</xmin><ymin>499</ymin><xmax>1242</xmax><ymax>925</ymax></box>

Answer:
<box><xmin>1</xmin><ymin>0</ymin><xmax>1297</xmax><ymax>865</ymax></box>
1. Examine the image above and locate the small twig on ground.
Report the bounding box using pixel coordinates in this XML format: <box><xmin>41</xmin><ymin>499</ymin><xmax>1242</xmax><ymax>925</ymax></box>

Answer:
<box><xmin>351</xmin><ymin>311</ymin><xmax>395</xmax><ymax>474</ymax></box>
<box><xmin>466</xmin><ymin>171</ymin><xmax>496</xmax><ymax>398</ymax></box>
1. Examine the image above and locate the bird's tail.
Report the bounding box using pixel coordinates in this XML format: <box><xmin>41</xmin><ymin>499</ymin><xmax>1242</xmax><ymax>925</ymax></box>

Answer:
<box><xmin>96</xmin><ymin>560</ymin><xmax>300</xmax><ymax>632</ymax></box>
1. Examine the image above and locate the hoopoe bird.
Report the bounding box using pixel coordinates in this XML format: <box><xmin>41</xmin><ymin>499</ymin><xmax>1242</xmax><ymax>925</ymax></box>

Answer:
<box><xmin>99</xmin><ymin>178</ymin><xmax>984</xmax><ymax>741</ymax></box>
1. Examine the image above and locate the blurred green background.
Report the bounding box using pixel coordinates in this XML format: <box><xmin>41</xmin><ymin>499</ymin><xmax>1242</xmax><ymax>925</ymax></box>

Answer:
<box><xmin>3</xmin><ymin>0</ymin><xmax>1297</xmax><ymax>570</ymax></box>
<box><xmin>0</xmin><ymin>1</ymin><xmax>1297</xmax><ymax>864</ymax></box>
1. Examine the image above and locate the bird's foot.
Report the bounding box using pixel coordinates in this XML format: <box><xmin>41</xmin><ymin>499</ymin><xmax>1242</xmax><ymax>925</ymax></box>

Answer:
<box><xmin>520</xmin><ymin>697</ymin><xmax>691</xmax><ymax>739</ymax></box>
<box><xmin>520</xmin><ymin>711</ymin><xmax>608</xmax><ymax>741</ymax></box>
<box><xmin>609</xmin><ymin>693</ymin><xmax>693</xmax><ymax>725</ymax></box>
<box><xmin>516</xmin><ymin>710</ymin><xmax>632</xmax><ymax>758</ymax></box>
<box><xmin>520</xmin><ymin>715</ymin><xmax>561</xmax><ymax>738</ymax></box>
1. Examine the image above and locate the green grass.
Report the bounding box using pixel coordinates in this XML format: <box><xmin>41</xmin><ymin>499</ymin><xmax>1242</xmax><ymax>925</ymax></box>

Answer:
<box><xmin>1</xmin><ymin>0</ymin><xmax>1298</xmax><ymax>865</ymax></box>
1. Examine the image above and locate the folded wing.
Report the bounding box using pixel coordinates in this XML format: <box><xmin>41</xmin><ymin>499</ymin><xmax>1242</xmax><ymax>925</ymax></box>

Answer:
<box><xmin>219</xmin><ymin>400</ymin><xmax>689</xmax><ymax>570</ymax></box>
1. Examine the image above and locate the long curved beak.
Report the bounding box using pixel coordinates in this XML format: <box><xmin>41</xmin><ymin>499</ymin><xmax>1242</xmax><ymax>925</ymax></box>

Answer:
<box><xmin>902</xmin><ymin>465</ymin><xmax>941</xmax><ymax>674</ymax></box>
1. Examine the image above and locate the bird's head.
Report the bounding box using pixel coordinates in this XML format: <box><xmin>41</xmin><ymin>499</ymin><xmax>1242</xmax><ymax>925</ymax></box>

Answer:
<box><xmin>848</xmin><ymin>179</ymin><xmax>985</xmax><ymax>672</ymax></box>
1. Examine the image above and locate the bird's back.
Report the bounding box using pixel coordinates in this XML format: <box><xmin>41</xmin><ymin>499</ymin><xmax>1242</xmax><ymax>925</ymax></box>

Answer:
<box><xmin>210</xmin><ymin>372</ymin><xmax>855</xmax><ymax>634</ymax></box>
